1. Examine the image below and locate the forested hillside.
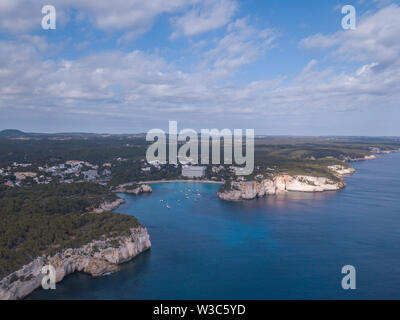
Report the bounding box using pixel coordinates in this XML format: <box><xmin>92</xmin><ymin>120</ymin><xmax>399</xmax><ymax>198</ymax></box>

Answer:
<box><xmin>0</xmin><ymin>183</ymin><xmax>140</xmax><ymax>279</ymax></box>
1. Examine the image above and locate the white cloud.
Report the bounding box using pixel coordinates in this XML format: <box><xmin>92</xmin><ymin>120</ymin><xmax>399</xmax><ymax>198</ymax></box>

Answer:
<box><xmin>0</xmin><ymin>0</ymin><xmax>238</xmax><ymax>40</ymax></box>
<box><xmin>287</xmin><ymin>4</ymin><xmax>400</xmax><ymax>119</ymax></box>
<box><xmin>0</xmin><ymin>0</ymin><xmax>194</xmax><ymax>37</ymax></box>
<box><xmin>0</xmin><ymin>0</ymin><xmax>49</xmax><ymax>32</ymax></box>
<box><xmin>0</xmin><ymin>0</ymin><xmax>72</xmax><ymax>32</ymax></box>
<box><xmin>299</xmin><ymin>33</ymin><xmax>341</xmax><ymax>50</ymax></box>
<box><xmin>0</xmin><ymin>18</ymin><xmax>278</xmax><ymax>123</ymax></box>
<box><xmin>203</xmin><ymin>18</ymin><xmax>277</xmax><ymax>78</ymax></box>
<box><xmin>1</xmin><ymin>4</ymin><xmax>400</xmax><ymax>133</ymax></box>
<box><xmin>300</xmin><ymin>4</ymin><xmax>400</xmax><ymax>66</ymax></box>
<box><xmin>170</xmin><ymin>0</ymin><xmax>237</xmax><ymax>38</ymax></box>
<box><xmin>67</xmin><ymin>0</ymin><xmax>192</xmax><ymax>31</ymax></box>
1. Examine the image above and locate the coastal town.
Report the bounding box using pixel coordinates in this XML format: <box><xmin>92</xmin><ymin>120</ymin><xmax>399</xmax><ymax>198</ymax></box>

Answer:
<box><xmin>0</xmin><ymin>153</ymin><xmax>244</xmax><ymax>188</ymax></box>
<box><xmin>0</xmin><ymin>160</ymin><xmax>111</xmax><ymax>187</ymax></box>
<box><xmin>0</xmin><ymin>160</ymin><xmax>212</xmax><ymax>188</ymax></box>
<box><xmin>1</xmin><ymin>145</ymin><xmax>398</xmax><ymax>191</ymax></box>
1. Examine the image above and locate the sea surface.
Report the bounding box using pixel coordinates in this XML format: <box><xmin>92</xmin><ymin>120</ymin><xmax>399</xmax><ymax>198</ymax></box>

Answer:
<box><xmin>30</xmin><ymin>153</ymin><xmax>400</xmax><ymax>299</ymax></box>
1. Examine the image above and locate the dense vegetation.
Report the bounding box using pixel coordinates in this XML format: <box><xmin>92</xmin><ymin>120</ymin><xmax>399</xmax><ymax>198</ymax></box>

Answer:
<box><xmin>110</xmin><ymin>160</ymin><xmax>181</xmax><ymax>186</ymax></box>
<box><xmin>0</xmin><ymin>183</ymin><xmax>140</xmax><ymax>279</ymax></box>
<box><xmin>0</xmin><ymin>136</ymin><xmax>148</xmax><ymax>167</ymax></box>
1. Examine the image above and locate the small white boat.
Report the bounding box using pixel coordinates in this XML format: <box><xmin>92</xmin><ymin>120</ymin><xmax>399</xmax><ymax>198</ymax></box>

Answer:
<box><xmin>166</xmin><ymin>205</ymin><xmax>171</xmax><ymax>209</ymax></box>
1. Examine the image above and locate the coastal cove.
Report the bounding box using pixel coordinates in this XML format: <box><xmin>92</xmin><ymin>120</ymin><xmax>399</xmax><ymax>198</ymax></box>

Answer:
<box><xmin>29</xmin><ymin>152</ymin><xmax>400</xmax><ymax>299</ymax></box>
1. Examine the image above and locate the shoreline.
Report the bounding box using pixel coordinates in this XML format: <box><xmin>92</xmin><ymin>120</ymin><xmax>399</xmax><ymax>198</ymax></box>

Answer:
<box><xmin>139</xmin><ymin>179</ymin><xmax>225</xmax><ymax>185</ymax></box>
<box><xmin>24</xmin><ymin>149</ymin><xmax>400</xmax><ymax>300</ymax></box>
<box><xmin>118</xmin><ymin>152</ymin><xmax>400</xmax><ymax>204</ymax></box>
<box><xmin>1</xmin><ymin>227</ymin><xmax>151</xmax><ymax>300</ymax></box>
<box><xmin>5</xmin><ymin>152</ymin><xmax>398</xmax><ymax>299</ymax></box>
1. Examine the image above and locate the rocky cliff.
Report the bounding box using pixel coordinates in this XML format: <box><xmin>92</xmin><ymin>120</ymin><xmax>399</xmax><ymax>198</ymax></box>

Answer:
<box><xmin>114</xmin><ymin>184</ymin><xmax>153</xmax><ymax>195</ymax></box>
<box><xmin>91</xmin><ymin>198</ymin><xmax>126</xmax><ymax>213</ymax></box>
<box><xmin>327</xmin><ymin>165</ymin><xmax>356</xmax><ymax>177</ymax></box>
<box><xmin>0</xmin><ymin>227</ymin><xmax>151</xmax><ymax>300</ymax></box>
<box><xmin>343</xmin><ymin>154</ymin><xmax>378</xmax><ymax>161</ymax></box>
<box><xmin>218</xmin><ymin>174</ymin><xmax>347</xmax><ymax>202</ymax></box>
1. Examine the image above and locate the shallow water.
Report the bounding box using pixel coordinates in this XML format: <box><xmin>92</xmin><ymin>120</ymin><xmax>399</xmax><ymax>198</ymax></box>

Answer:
<box><xmin>30</xmin><ymin>153</ymin><xmax>400</xmax><ymax>299</ymax></box>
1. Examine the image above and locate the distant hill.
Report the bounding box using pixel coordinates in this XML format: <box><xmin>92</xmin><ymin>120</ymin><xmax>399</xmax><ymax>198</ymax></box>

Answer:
<box><xmin>0</xmin><ymin>129</ymin><xmax>26</xmax><ymax>138</ymax></box>
<box><xmin>0</xmin><ymin>129</ymin><xmax>146</xmax><ymax>140</ymax></box>
<box><xmin>0</xmin><ymin>129</ymin><xmax>101</xmax><ymax>139</ymax></box>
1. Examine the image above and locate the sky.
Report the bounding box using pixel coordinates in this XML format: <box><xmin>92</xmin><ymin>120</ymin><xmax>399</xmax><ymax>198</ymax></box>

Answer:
<box><xmin>0</xmin><ymin>0</ymin><xmax>399</xmax><ymax>135</ymax></box>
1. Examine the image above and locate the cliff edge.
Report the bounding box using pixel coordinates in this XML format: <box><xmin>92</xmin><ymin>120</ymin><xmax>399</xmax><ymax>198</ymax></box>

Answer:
<box><xmin>218</xmin><ymin>174</ymin><xmax>348</xmax><ymax>202</ymax></box>
<box><xmin>0</xmin><ymin>227</ymin><xmax>151</xmax><ymax>300</ymax></box>
<box><xmin>114</xmin><ymin>183</ymin><xmax>153</xmax><ymax>195</ymax></box>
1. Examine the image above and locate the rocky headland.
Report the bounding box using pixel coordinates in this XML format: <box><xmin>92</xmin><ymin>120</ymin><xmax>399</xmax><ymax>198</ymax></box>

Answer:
<box><xmin>91</xmin><ymin>198</ymin><xmax>126</xmax><ymax>213</ymax></box>
<box><xmin>0</xmin><ymin>227</ymin><xmax>151</xmax><ymax>300</ymax></box>
<box><xmin>217</xmin><ymin>164</ymin><xmax>355</xmax><ymax>202</ymax></box>
<box><xmin>344</xmin><ymin>154</ymin><xmax>379</xmax><ymax>162</ymax></box>
<box><xmin>218</xmin><ymin>175</ymin><xmax>346</xmax><ymax>202</ymax></box>
<box><xmin>114</xmin><ymin>183</ymin><xmax>153</xmax><ymax>195</ymax></box>
<box><xmin>91</xmin><ymin>184</ymin><xmax>152</xmax><ymax>213</ymax></box>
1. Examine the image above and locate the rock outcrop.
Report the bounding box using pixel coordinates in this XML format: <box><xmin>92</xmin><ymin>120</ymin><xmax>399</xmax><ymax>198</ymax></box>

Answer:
<box><xmin>218</xmin><ymin>174</ymin><xmax>346</xmax><ymax>202</ymax></box>
<box><xmin>0</xmin><ymin>227</ymin><xmax>151</xmax><ymax>300</ymax></box>
<box><xmin>114</xmin><ymin>184</ymin><xmax>153</xmax><ymax>195</ymax></box>
<box><xmin>343</xmin><ymin>154</ymin><xmax>378</xmax><ymax>162</ymax></box>
<box><xmin>91</xmin><ymin>198</ymin><xmax>126</xmax><ymax>213</ymax></box>
<box><xmin>327</xmin><ymin>165</ymin><xmax>356</xmax><ymax>177</ymax></box>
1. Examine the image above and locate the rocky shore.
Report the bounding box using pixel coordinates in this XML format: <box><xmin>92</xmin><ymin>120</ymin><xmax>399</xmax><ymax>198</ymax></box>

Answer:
<box><xmin>0</xmin><ymin>227</ymin><xmax>151</xmax><ymax>300</ymax></box>
<box><xmin>327</xmin><ymin>165</ymin><xmax>356</xmax><ymax>177</ymax></box>
<box><xmin>138</xmin><ymin>179</ymin><xmax>224</xmax><ymax>185</ymax></box>
<box><xmin>217</xmin><ymin>162</ymin><xmax>358</xmax><ymax>202</ymax></box>
<box><xmin>114</xmin><ymin>183</ymin><xmax>153</xmax><ymax>195</ymax></box>
<box><xmin>91</xmin><ymin>198</ymin><xmax>126</xmax><ymax>213</ymax></box>
<box><xmin>217</xmin><ymin>174</ymin><xmax>347</xmax><ymax>202</ymax></box>
<box><xmin>345</xmin><ymin>154</ymin><xmax>379</xmax><ymax>162</ymax></box>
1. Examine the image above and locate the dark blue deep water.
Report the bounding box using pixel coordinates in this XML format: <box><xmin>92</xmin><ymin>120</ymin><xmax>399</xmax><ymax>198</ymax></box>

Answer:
<box><xmin>30</xmin><ymin>153</ymin><xmax>400</xmax><ymax>299</ymax></box>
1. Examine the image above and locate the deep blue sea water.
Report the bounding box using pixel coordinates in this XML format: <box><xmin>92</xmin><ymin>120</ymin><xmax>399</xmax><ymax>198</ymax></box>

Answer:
<box><xmin>30</xmin><ymin>153</ymin><xmax>400</xmax><ymax>299</ymax></box>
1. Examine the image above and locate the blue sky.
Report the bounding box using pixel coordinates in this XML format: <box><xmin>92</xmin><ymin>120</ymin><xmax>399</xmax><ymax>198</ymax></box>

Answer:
<box><xmin>0</xmin><ymin>0</ymin><xmax>399</xmax><ymax>135</ymax></box>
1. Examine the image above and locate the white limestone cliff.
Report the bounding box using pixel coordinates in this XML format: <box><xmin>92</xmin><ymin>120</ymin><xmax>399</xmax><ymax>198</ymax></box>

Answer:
<box><xmin>327</xmin><ymin>165</ymin><xmax>356</xmax><ymax>177</ymax></box>
<box><xmin>217</xmin><ymin>174</ymin><xmax>347</xmax><ymax>202</ymax></box>
<box><xmin>114</xmin><ymin>184</ymin><xmax>153</xmax><ymax>195</ymax></box>
<box><xmin>0</xmin><ymin>227</ymin><xmax>151</xmax><ymax>300</ymax></box>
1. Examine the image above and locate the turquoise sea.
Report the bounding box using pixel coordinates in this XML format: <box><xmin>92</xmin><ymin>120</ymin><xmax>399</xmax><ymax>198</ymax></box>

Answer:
<box><xmin>30</xmin><ymin>153</ymin><xmax>400</xmax><ymax>299</ymax></box>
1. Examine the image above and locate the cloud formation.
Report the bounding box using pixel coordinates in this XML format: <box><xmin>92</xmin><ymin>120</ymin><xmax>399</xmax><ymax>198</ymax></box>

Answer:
<box><xmin>0</xmin><ymin>0</ymin><xmax>192</xmax><ymax>36</ymax></box>
<box><xmin>300</xmin><ymin>4</ymin><xmax>400</xmax><ymax>65</ymax></box>
<box><xmin>0</xmin><ymin>19</ymin><xmax>277</xmax><ymax>120</ymax></box>
<box><xmin>295</xmin><ymin>4</ymin><xmax>400</xmax><ymax>114</ymax></box>
<box><xmin>170</xmin><ymin>0</ymin><xmax>237</xmax><ymax>38</ymax></box>
<box><xmin>0</xmin><ymin>2</ymin><xmax>399</xmax><ymax>134</ymax></box>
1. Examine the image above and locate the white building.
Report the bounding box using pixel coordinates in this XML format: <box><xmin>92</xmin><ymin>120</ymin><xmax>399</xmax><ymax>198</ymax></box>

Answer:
<box><xmin>83</xmin><ymin>170</ymin><xmax>98</xmax><ymax>181</ymax></box>
<box><xmin>182</xmin><ymin>166</ymin><xmax>206</xmax><ymax>178</ymax></box>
